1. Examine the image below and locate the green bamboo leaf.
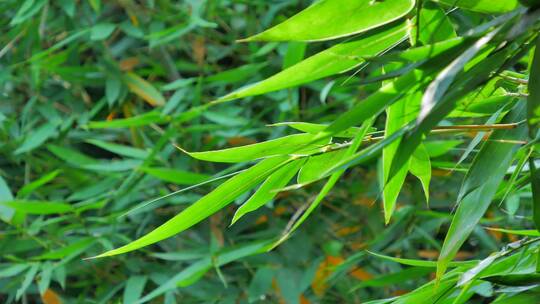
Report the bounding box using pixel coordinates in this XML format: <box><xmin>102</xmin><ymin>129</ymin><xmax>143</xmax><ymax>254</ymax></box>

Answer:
<box><xmin>484</xmin><ymin>228</ymin><xmax>540</xmax><ymax>236</ymax></box>
<box><xmin>106</xmin><ymin>74</ymin><xmax>122</xmax><ymax>106</ymax></box>
<box><xmin>270</xmin><ymin>122</ymin><xmax>375</xmax><ymax>138</ymax></box>
<box><xmin>85</xmin><ymin>139</ymin><xmax>149</xmax><ymax>159</ymax></box>
<box><xmin>482</xmin><ymin>273</ymin><xmax>540</xmax><ymax>286</ymax></box>
<box><xmin>325</xmin><ymin>68</ymin><xmax>431</xmax><ymax>138</ymax></box>
<box><xmin>0</xmin><ymin>176</ymin><xmax>15</xmax><ymax>222</ymax></box>
<box><xmin>455</xmin><ymin>109</ymin><xmax>504</xmax><ymax>171</ymax></box>
<box><xmin>123</xmin><ymin>276</ymin><xmax>147</xmax><ymax>304</ymax></box>
<box><xmin>437</xmin><ymin>103</ymin><xmax>527</xmax><ymax>279</ymax></box>
<box><xmin>414</xmin><ymin>2</ymin><xmax>457</xmax><ymax>45</ymax></box>
<box><xmin>409</xmin><ymin>144</ymin><xmax>431</xmax><ymax>203</ymax></box>
<box><xmin>14</xmin><ymin>122</ymin><xmax>59</xmax><ymax>155</ymax></box>
<box><xmin>433</xmin><ymin>0</ymin><xmax>519</xmax><ymax>14</ymax></box>
<box><xmin>389</xmin><ymin>31</ymin><xmax>519</xmax><ymax>181</ymax></box>
<box><xmin>90</xmin><ymin>23</ymin><xmax>116</xmax><ymax>41</ymax></box>
<box><xmin>418</xmin><ymin>29</ymin><xmax>500</xmax><ymax>124</ymax></box>
<box><xmin>231</xmin><ymin>159</ymin><xmax>305</xmax><ymax>225</ymax></box>
<box><xmin>242</xmin><ymin>0</ymin><xmax>414</xmax><ymax>42</ymax></box>
<box><xmin>183</xmin><ymin>133</ymin><xmax>330</xmax><ymax>163</ymax></box>
<box><xmin>10</xmin><ymin>0</ymin><xmax>46</xmax><ymax>26</ymax></box>
<box><xmin>135</xmin><ymin>240</ymin><xmax>273</xmax><ymax>304</ymax></box>
<box><xmin>273</xmin><ymin>119</ymin><xmax>375</xmax><ymax>247</ymax></box>
<box><xmin>47</xmin><ymin>144</ymin><xmax>96</xmax><ymax>166</ymax></box>
<box><xmin>87</xmin><ymin>111</ymin><xmax>167</xmax><ymax>129</ymax></box>
<box><xmin>34</xmin><ymin>238</ymin><xmax>95</xmax><ymax>260</ymax></box>
<box><xmin>383</xmin><ymin>91</ymin><xmax>421</xmax><ymax>223</ymax></box>
<box><xmin>351</xmin><ymin>267</ymin><xmax>433</xmax><ymax>290</ymax></box>
<box><xmin>215</xmin><ymin>23</ymin><xmax>408</xmax><ymax>103</ymax></box>
<box><xmin>297</xmin><ymin>149</ymin><xmax>348</xmax><ymax>185</ymax></box>
<box><xmin>2</xmin><ymin>200</ymin><xmax>74</xmax><ymax>214</ymax></box>
<box><xmin>90</xmin><ymin>156</ymin><xmax>290</xmax><ymax>258</ymax></box>
<box><xmin>16</xmin><ymin>264</ymin><xmax>39</xmax><ymax>300</ymax></box>
<box><xmin>0</xmin><ymin>264</ymin><xmax>29</xmax><ymax>278</ymax></box>
<box><xmin>527</xmin><ymin>36</ymin><xmax>540</xmax><ymax>230</ymax></box>
<box><xmin>140</xmin><ymin>167</ymin><xmax>209</xmax><ymax>185</ymax></box>
<box><xmin>17</xmin><ymin>170</ymin><xmax>61</xmax><ymax>198</ymax></box>
<box><xmin>367</xmin><ymin>251</ymin><xmax>477</xmax><ymax>268</ymax></box>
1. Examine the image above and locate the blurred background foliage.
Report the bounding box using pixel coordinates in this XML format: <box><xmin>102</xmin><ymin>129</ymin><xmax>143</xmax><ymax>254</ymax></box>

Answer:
<box><xmin>0</xmin><ymin>0</ymin><xmax>539</xmax><ymax>303</ymax></box>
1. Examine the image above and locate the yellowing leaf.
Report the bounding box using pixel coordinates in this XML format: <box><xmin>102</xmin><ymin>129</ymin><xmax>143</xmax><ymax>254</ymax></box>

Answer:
<box><xmin>41</xmin><ymin>289</ymin><xmax>62</xmax><ymax>304</ymax></box>
<box><xmin>124</xmin><ymin>73</ymin><xmax>165</xmax><ymax>106</ymax></box>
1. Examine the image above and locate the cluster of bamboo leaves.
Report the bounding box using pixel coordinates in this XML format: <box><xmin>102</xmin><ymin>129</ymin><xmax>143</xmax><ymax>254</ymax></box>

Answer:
<box><xmin>2</xmin><ymin>0</ymin><xmax>540</xmax><ymax>303</ymax></box>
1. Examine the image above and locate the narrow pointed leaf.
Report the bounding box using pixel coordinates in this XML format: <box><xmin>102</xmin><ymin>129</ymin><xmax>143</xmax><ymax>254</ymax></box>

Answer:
<box><xmin>184</xmin><ymin>133</ymin><xmax>330</xmax><ymax>163</ymax></box>
<box><xmin>17</xmin><ymin>170</ymin><xmax>61</xmax><ymax>198</ymax></box>
<box><xmin>297</xmin><ymin>149</ymin><xmax>348</xmax><ymax>185</ymax></box>
<box><xmin>270</xmin><ymin>122</ymin><xmax>374</xmax><ymax>138</ymax></box>
<box><xmin>231</xmin><ymin>159</ymin><xmax>305</xmax><ymax>224</ymax></box>
<box><xmin>409</xmin><ymin>144</ymin><xmax>431</xmax><ymax>203</ymax></box>
<box><xmin>437</xmin><ymin>103</ymin><xmax>527</xmax><ymax>278</ymax></box>
<box><xmin>243</xmin><ymin>0</ymin><xmax>414</xmax><ymax>42</ymax></box>
<box><xmin>215</xmin><ymin>23</ymin><xmax>408</xmax><ymax>103</ymax></box>
<box><xmin>2</xmin><ymin>200</ymin><xmax>73</xmax><ymax>214</ymax></box>
<box><xmin>383</xmin><ymin>91</ymin><xmax>421</xmax><ymax>223</ymax></box>
<box><xmin>419</xmin><ymin>29</ymin><xmax>499</xmax><ymax>123</ymax></box>
<box><xmin>91</xmin><ymin>156</ymin><xmax>290</xmax><ymax>258</ymax></box>
<box><xmin>368</xmin><ymin>251</ymin><xmax>477</xmax><ymax>268</ymax></box>
<box><xmin>433</xmin><ymin>0</ymin><xmax>519</xmax><ymax>14</ymax></box>
<box><xmin>124</xmin><ymin>73</ymin><xmax>165</xmax><ymax>107</ymax></box>
<box><xmin>273</xmin><ymin>119</ymin><xmax>374</xmax><ymax>246</ymax></box>
<box><xmin>140</xmin><ymin>167</ymin><xmax>209</xmax><ymax>185</ymax></box>
<box><xmin>389</xmin><ymin>33</ymin><xmax>520</xmax><ymax>181</ymax></box>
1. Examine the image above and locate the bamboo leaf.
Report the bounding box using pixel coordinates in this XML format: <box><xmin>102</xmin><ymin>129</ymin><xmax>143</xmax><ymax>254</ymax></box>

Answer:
<box><xmin>484</xmin><ymin>228</ymin><xmax>540</xmax><ymax>236</ymax></box>
<box><xmin>140</xmin><ymin>167</ymin><xmax>209</xmax><ymax>185</ymax></box>
<box><xmin>90</xmin><ymin>156</ymin><xmax>290</xmax><ymax>258</ymax></box>
<box><xmin>85</xmin><ymin>139</ymin><xmax>149</xmax><ymax>159</ymax></box>
<box><xmin>123</xmin><ymin>276</ymin><xmax>147</xmax><ymax>304</ymax></box>
<box><xmin>409</xmin><ymin>144</ymin><xmax>431</xmax><ymax>203</ymax></box>
<box><xmin>270</xmin><ymin>122</ymin><xmax>374</xmax><ymax>138</ymax></box>
<box><xmin>184</xmin><ymin>133</ymin><xmax>330</xmax><ymax>163</ymax></box>
<box><xmin>231</xmin><ymin>159</ymin><xmax>305</xmax><ymax>225</ymax></box>
<box><xmin>17</xmin><ymin>170</ymin><xmax>61</xmax><ymax>198</ymax></box>
<box><xmin>124</xmin><ymin>73</ymin><xmax>165</xmax><ymax>107</ymax></box>
<box><xmin>388</xmin><ymin>31</ymin><xmax>520</xmax><ymax>181</ymax></box>
<box><xmin>273</xmin><ymin>119</ymin><xmax>375</xmax><ymax>246</ymax></box>
<box><xmin>243</xmin><ymin>0</ymin><xmax>414</xmax><ymax>42</ymax></box>
<box><xmin>382</xmin><ymin>91</ymin><xmax>421</xmax><ymax>223</ymax></box>
<box><xmin>297</xmin><ymin>150</ymin><xmax>348</xmax><ymax>185</ymax></box>
<box><xmin>418</xmin><ymin>29</ymin><xmax>500</xmax><ymax>123</ymax></box>
<box><xmin>2</xmin><ymin>200</ymin><xmax>73</xmax><ymax>214</ymax></box>
<box><xmin>87</xmin><ymin>111</ymin><xmax>167</xmax><ymax>129</ymax></box>
<box><xmin>437</xmin><ymin>103</ymin><xmax>527</xmax><ymax>279</ymax></box>
<box><xmin>433</xmin><ymin>0</ymin><xmax>519</xmax><ymax>14</ymax></box>
<box><xmin>367</xmin><ymin>251</ymin><xmax>477</xmax><ymax>268</ymax></box>
<box><xmin>135</xmin><ymin>240</ymin><xmax>273</xmax><ymax>303</ymax></box>
<box><xmin>414</xmin><ymin>2</ymin><xmax>457</xmax><ymax>45</ymax></box>
<box><xmin>215</xmin><ymin>23</ymin><xmax>408</xmax><ymax>103</ymax></box>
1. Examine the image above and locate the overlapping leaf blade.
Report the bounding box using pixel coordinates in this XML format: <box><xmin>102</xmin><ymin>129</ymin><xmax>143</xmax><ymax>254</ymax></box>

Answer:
<box><xmin>437</xmin><ymin>103</ymin><xmax>527</xmax><ymax>278</ymax></box>
<box><xmin>91</xmin><ymin>156</ymin><xmax>291</xmax><ymax>258</ymax></box>
<box><xmin>215</xmin><ymin>23</ymin><xmax>408</xmax><ymax>103</ymax></box>
<box><xmin>243</xmin><ymin>0</ymin><xmax>414</xmax><ymax>42</ymax></box>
